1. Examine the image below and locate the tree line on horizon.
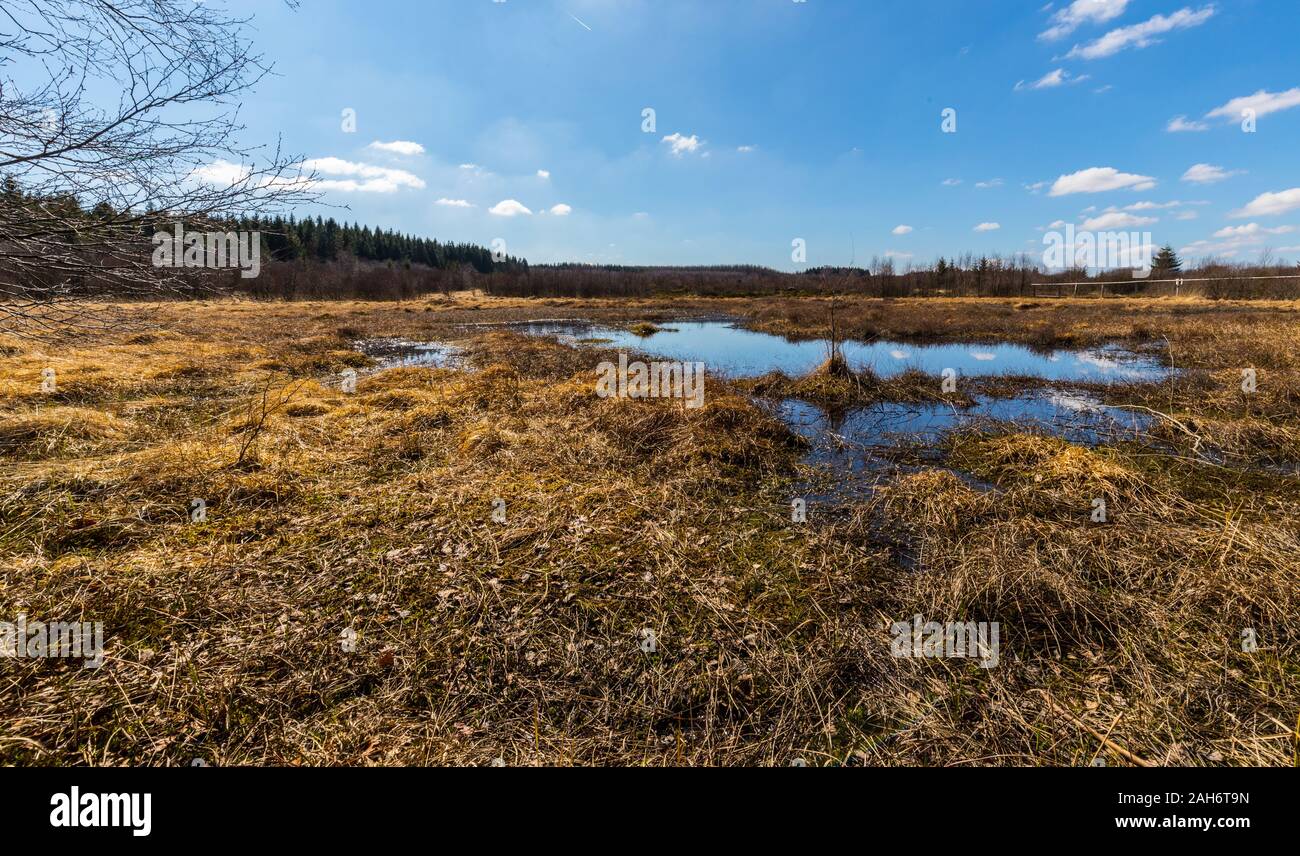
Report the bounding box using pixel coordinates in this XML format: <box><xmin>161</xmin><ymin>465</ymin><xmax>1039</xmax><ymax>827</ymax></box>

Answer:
<box><xmin>7</xmin><ymin>178</ymin><xmax>1300</xmax><ymax>303</ymax></box>
<box><xmin>482</xmin><ymin>245</ymin><xmax>1300</xmax><ymax>300</ymax></box>
<box><xmin>0</xmin><ymin>179</ymin><xmax>526</xmax><ymax>275</ymax></box>
<box><xmin>225</xmin><ymin>214</ymin><xmax>527</xmax><ymax>273</ymax></box>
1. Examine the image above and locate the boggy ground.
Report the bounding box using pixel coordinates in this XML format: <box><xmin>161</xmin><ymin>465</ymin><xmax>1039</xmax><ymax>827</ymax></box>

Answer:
<box><xmin>0</xmin><ymin>293</ymin><xmax>1296</xmax><ymax>766</ymax></box>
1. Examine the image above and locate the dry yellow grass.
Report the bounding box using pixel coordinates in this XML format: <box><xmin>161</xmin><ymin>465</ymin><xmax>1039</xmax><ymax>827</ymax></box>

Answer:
<box><xmin>0</xmin><ymin>295</ymin><xmax>1296</xmax><ymax>766</ymax></box>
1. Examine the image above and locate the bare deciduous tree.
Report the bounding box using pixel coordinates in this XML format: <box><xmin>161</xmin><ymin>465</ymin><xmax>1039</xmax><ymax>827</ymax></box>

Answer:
<box><xmin>0</xmin><ymin>0</ymin><xmax>315</xmax><ymax>335</ymax></box>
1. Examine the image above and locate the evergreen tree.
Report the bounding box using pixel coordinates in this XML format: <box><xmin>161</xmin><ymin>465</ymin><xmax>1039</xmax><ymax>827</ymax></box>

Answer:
<box><xmin>1152</xmin><ymin>244</ymin><xmax>1182</xmax><ymax>274</ymax></box>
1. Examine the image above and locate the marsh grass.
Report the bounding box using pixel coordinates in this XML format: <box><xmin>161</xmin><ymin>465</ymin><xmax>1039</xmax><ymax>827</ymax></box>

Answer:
<box><xmin>742</xmin><ymin>364</ymin><xmax>973</xmax><ymax>409</ymax></box>
<box><xmin>0</xmin><ymin>293</ymin><xmax>1296</xmax><ymax>766</ymax></box>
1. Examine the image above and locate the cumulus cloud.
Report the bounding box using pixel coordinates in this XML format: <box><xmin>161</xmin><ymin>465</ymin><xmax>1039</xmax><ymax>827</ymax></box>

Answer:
<box><xmin>548</xmin><ymin>203</ymin><xmax>572</xmax><ymax>216</ymax></box>
<box><xmin>1205</xmin><ymin>87</ymin><xmax>1300</xmax><ymax>123</ymax></box>
<box><xmin>488</xmin><ymin>199</ymin><xmax>533</xmax><ymax>217</ymax></box>
<box><xmin>1040</xmin><ymin>0</ymin><xmax>1131</xmax><ymax>41</ymax></box>
<box><xmin>1065</xmin><ymin>5</ymin><xmax>1216</xmax><ymax>60</ymax></box>
<box><xmin>537</xmin><ymin>169</ymin><xmax>551</xmax><ymax>179</ymax></box>
<box><xmin>188</xmin><ymin>159</ymin><xmax>251</xmax><ymax>187</ymax></box>
<box><xmin>1212</xmin><ymin>223</ymin><xmax>1295</xmax><ymax>238</ymax></box>
<box><xmin>1181</xmin><ymin>163</ymin><xmax>1241</xmax><ymax>184</ymax></box>
<box><xmin>1081</xmin><ymin>211</ymin><xmax>1158</xmax><ymax>230</ymax></box>
<box><xmin>973</xmin><ymin>222</ymin><xmax>1001</xmax><ymax>232</ymax></box>
<box><xmin>891</xmin><ymin>225</ymin><xmax>914</xmax><ymax>235</ymax></box>
<box><xmin>1229</xmin><ymin>188</ymin><xmax>1300</xmax><ymax>219</ymax></box>
<box><xmin>435</xmin><ymin>198</ymin><xmax>474</xmax><ymax>208</ymax></box>
<box><xmin>1183</xmin><ymin>221</ymin><xmax>1298</xmax><ymax>257</ymax></box>
<box><xmin>1166</xmin><ymin>115</ymin><xmax>1209</xmax><ymax>132</ymax></box>
<box><xmin>368</xmin><ymin>140</ymin><xmax>425</xmax><ymax>156</ymax></box>
<box><xmin>1049</xmin><ymin>166</ymin><xmax>1156</xmax><ymax>196</ymax></box>
<box><xmin>1122</xmin><ymin>200</ymin><xmax>1204</xmax><ymax>211</ymax></box>
<box><xmin>661</xmin><ymin>133</ymin><xmax>702</xmax><ymax>156</ymax></box>
<box><xmin>299</xmin><ymin>157</ymin><xmax>425</xmax><ymax>193</ymax></box>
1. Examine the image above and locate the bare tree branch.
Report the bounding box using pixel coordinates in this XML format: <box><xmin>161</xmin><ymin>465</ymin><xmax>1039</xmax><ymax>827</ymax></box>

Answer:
<box><xmin>0</xmin><ymin>0</ymin><xmax>315</xmax><ymax>335</ymax></box>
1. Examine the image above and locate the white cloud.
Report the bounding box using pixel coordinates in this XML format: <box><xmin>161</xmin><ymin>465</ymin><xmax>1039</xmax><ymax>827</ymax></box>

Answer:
<box><xmin>974</xmin><ymin>222</ymin><xmax>1001</xmax><ymax>232</ymax></box>
<box><xmin>1176</xmin><ymin>210</ymin><xmax>1199</xmax><ymax>221</ymax></box>
<box><xmin>1122</xmin><ymin>200</ymin><xmax>1201</xmax><ymax>211</ymax></box>
<box><xmin>1025</xmin><ymin>181</ymin><xmax>1048</xmax><ymax>193</ymax></box>
<box><xmin>1206</xmin><ymin>87</ymin><xmax>1300</xmax><ymax>123</ymax></box>
<box><xmin>300</xmin><ymin>157</ymin><xmax>425</xmax><ymax>193</ymax></box>
<box><xmin>435</xmin><ymin>198</ymin><xmax>474</xmax><ymax>208</ymax></box>
<box><xmin>1212</xmin><ymin>223</ymin><xmax>1295</xmax><ymax>239</ymax></box>
<box><xmin>488</xmin><ymin>199</ymin><xmax>533</xmax><ymax>217</ymax></box>
<box><xmin>1081</xmin><ymin>211</ymin><xmax>1158</xmax><ymax>230</ymax></box>
<box><xmin>975</xmin><ymin>178</ymin><xmax>1005</xmax><ymax>189</ymax></box>
<box><xmin>368</xmin><ymin>140</ymin><xmax>425</xmax><ymax>156</ymax></box>
<box><xmin>884</xmin><ymin>251</ymin><xmax>913</xmax><ymax>260</ymax></box>
<box><xmin>1166</xmin><ymin>115</ymin><xmax>1209</xmax><ymax>132</ymax></box>
<box><xmin>942</xmin><ymin>178</ymin><xmax>963</xmax><ymax>186</ymax></box>
<box><xmin>536</xmin><ymin>169</ymin><xmax>551</xmax><ymax>179</ymax></box>
<box><xmin>1014</xmin><ymin>68</ymin><xmax>1090</xmax><ymax>91</ymax></box>
<box><xmin>548</xmin><ymin>203</ymin><xmax>572</xmax><ymax>216</ymax></box>
<box><xmin>1048</xmin><ymin>219</ymin><xmax>1069</xmax><ymax>229</ymax></box>
<box><xmin>188</xmin><ymin>159</ymin><xmax>251</xmax><ymax>187</ymax></box>
<box><xmin>1181</xmin><ymin>163</ymin><xmax>1240</xmax><ymax>184</ymax></box>
<box><xmin>1229</xmin><ymin>188</ymin><xmax>1300</xmax><ymax>219</ymax></box>
<box><xmin>892</xmin><ymin>225</ymin><xmax>914</xmax><ymax>235</ymax></box>
<box><xmin>1049</xmin><ymin>166</ymin><xmax>1156</xmax><ymax>196</ymax></box>
<box><xmin>1066</xmin><ymin>5</ymin><xmax>1216</xmax><ymax>60</ymax></box>
<box><xmin>1040</xmin><ymin>0</ymin><xmax>1131</xmax><ymax>41</ymax></box>
<box><xmin>661</xmin><ymin>133</ymin><xmax>702</xmax><ymax>156</ymax></box>
<box><xmin>1183</xmin><ymin>222</ymin><xmax>1298</xmax><ymax>257</ymax></box>
<box><xmin>737</xmin><ymin>145</ymin><xmax>757</xmax><ymax>153</ymax></box>
<box><xmin>459</xmin><ymin>163</ymin><xmax>478</xmax><ymax>170</ymax></box>
<box><xmin>1122</xmin><ymin>201</ymin><xmax>1165</xmax><ymax>211</ymax></box>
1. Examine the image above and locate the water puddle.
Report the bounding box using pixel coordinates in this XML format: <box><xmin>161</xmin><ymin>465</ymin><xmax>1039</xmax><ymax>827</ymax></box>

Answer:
<box><xmin>781</xmin><ymin>391</ymin><xmax>1151</xmax><ymax>462</ymax></box>
<box><xmin>505</xmin><ymin>319</ymin><xmax>1169</xmax><ymax>382</ymax></box>
<box><xmin>778</xmin><ymin>392</ymin><xmax>1151</xmax><ymax>507</ymax></box>
<box><xmin>354</xmin><ymin>338</ymin><xmax>462</xmax><ymax>370</ymax></box>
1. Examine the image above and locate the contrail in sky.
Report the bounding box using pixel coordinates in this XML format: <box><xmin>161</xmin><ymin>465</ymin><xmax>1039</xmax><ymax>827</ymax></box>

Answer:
<box><xmin>569</xmin><ymin>13</ymin><xmax>592</xmax><ymax>31</ymax></box>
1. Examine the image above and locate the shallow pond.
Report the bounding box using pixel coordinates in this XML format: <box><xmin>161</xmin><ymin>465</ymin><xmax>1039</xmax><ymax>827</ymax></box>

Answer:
<box><xmin>355</xmin><ymin>320</ymin><xmax>1163</xmax><ymax>498</ymax></box>
<box><xmin>504</xmin><ymin>319</ymin><xmax>1169</xmax><ymax>383</ymax></box>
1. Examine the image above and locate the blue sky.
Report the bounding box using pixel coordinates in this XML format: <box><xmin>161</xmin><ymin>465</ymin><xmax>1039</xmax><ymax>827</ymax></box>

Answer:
<box><xmin>223</xmin><ymin>0</ymin><xmax>1299</xmax><ymax>269</ymax></box>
